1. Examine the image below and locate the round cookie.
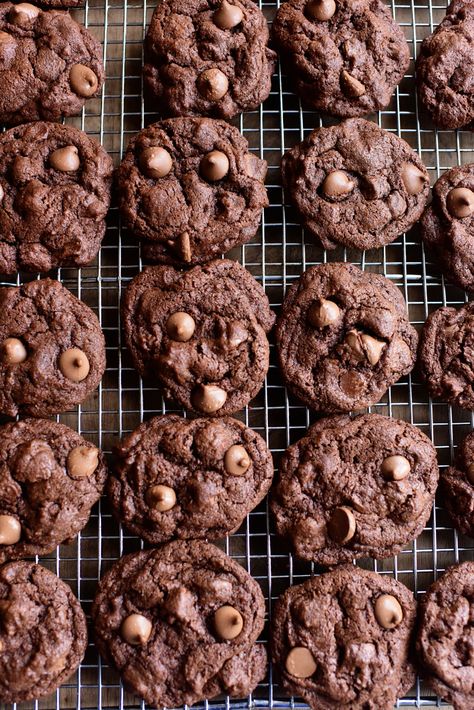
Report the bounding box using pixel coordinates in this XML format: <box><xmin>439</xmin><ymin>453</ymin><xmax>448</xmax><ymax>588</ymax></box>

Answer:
<box><xmin>271</xmin><ymin>565</ymin><xmax>416</xmax><ymax>710</ymax></box>
<box><xmin>117</xmin><ymin>118</ymin><xmax>268</xmax><ymax>265</ymax></box>
<box><xmin>109</xmin><ymin>414</ymin><xmax>274</xmax><ymax>544</ymax></box>
<box><xmin>276</xmin><ymin>262</ymin><xmax>418</xmax><ymax>413</ymax></box>
<box><xmin>417</xmin><ymin>561</ymin><xmax>474</xmax><ymax>710</ymax></box>
<box><xmin>143</xmin><ymin>0</ymin><xmax>276</xmax><ymax>119</ymax></box>
<box><xmin>121</xmin><ymin>260</ymin><xmax>275</xmax><ymax>416</ymax></box>
<box><xmin>0</xmin><ymin>3</ymin><xmax>104</xmax><ymax>126</ymax></box>
<box><xmin>416</xmin><ymin>0</ymin><xmax>474</xmax><ymax>130</ymax></box>
<box><xmin>0</xmin><ymin>560</ymin><xmax>87</xmax><ymax>703</ymax></box>
<box><xmin>272</xmin><ymin>0</ymin><xmax>409</xmax><ymax>118</ymax></box>
<box><xmin>419</xmin><ymin>302</ymin><xmax>474</xmax><ymax>410</ymax></box>
<box><xmin>0</xmin><ymin>418</ymin><xmax>107</xmax><ymax>563</ymax></box>
<box><xmin>0</xmin><ymin>278</ymin><xmax>106</xmax><ymax>417</ymax></box>
<box><xmin>440</xmin><ymin>431</ymin><xmax>474</xmax><ymax>537</ymax></box>
<box><xmin>421</xmin><ymin>163</ymin><xmax>474</xmax><ymax>292</ymax></box>
<box><xmin>281</xmin><ymin>119</ymin><xmax>430</xmax><ymax>251</ymax></box>
<box><xmin>271</xmin><ymin>413</ymin><xmax>438</xmax><ymax>565</ymax></box>
<box><xmin>0</xmin><ymin>122</ymin><xmax>113</xmax><ymax>274</ymax></box>
<box><xmin>92</xmin><ymin>540</ymin><xmax>267</xmax><ymax>708</ymax></box>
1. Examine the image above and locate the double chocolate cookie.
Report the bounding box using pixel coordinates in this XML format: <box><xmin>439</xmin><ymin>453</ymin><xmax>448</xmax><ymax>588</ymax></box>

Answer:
<box><xmin>416</xmin><ymin>0</ymin><xmax>474</xmax><ymax>129</ymax></box>
<box><xmin>92</xmin><ymin>540</ymin><xmax>267</xmax><ymax>708</ymax></box>
<box><xmin>440</xmin><ymin>431</ymin><xmax>474</xmax><ymax>537</ymax></box>
<box><xmin>281</xmin><ymin>119</ymin><xmax>430</xmax><ymax>251</ymax></box>
<box><xmin>109</xmin><ymin>414</ymin><xmax>273</xmax><ymax>544</ymax></box>
<box><xmin>0</xmin><ymin>561</ymin><xmax>87</xmax><ymax>703</ymax></box>
<box><xmin>271</xmin><ymin>413</ymin><xmax>438</xmax><ymax>564</ymax></box>
<box><xmin>0</xmin><ymin>3</ymin><xmax>104</xmax><ymax>126</ymax></box>
<box><xmin>419</xmin><ymin>302</ymin><xmax>474</xmax><ymax>410</ymax></box>
<box><xmin>0</xmin><ymin>418</ymin><xmax>107</xmax><ymax>563</ymax></box>
<box><xmin>271</xmin><ymin>565</ymin><xmax>416</xmax><ymax>709</ymax></box>
<box><xmin>117</xmin><ymin>118</ymin><xmax>268</xmax><ymax>265</ymax></box>
<box><xmin>276</xmin><ymin>262</ymin><xmax>418</xmax><ymax>413</ymax></box>
<box><xmin>0</xmin><ymin>278</ymin><xmax>106</xmax><ymax>417</ymax></box>
<box><xmin>122</xmin><ymin>260</ymin><xmax>275</xmax><ymax>416</ymax></box>
<box><xmin>421</xmin><ymin>163</ymin><xmax>474</xmax><ymax>292</ymax></box>
<box><xmin>272</xmin><ymin>0</ymin><xmax>409</xmax><ymax>118</ymax></box>
<box><xmin>143</xmin><ymin>0</ymin><xmax>276</xmax><ymax>119</ymax></box>
<box><xmin>417</xmin><ymin>561</ymin><xmax>474</xmax><ymax>710</ymax></box>
<box><xmin>0</xmin><ymin>122</ymin><xmax>113</xmax><ymax>274</ymax></box>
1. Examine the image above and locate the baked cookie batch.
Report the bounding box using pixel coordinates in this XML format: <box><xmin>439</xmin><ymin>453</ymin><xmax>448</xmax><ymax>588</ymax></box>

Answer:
<box><xmin>0</xmin><ymin>0</ymin><xmax>473</xmax><ymax>708</ymax></box>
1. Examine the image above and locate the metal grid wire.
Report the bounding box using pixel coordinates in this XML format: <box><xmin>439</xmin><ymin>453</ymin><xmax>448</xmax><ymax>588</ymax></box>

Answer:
<box><xmin>1</xmin><ymin>0</ymin><xmax>474</xmax><ymax>707</ymax></box>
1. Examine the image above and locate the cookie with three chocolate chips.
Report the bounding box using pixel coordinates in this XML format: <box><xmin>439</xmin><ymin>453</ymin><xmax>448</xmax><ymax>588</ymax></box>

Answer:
<box><xmin>271</xmin><ymin>565</ymin><xmax>416</xmax><ymax>710</ymax></box>
<box><xmin>109</xmin><ymin>414</ymin><xmax>273</xmax><ymax>544</ymax></box>
<box><xmin>143</xmin><ymin>0</ymin><xmax>276</xmax><ymax>119</ymax></box>
<box><xmin>417</xmin><ymin>561</ymin><xmax>474</xmax><ymax>710</ymax></box>
<box><xmin>421</xmin><ymin>163</ymin><xmax>474</xmax><ymax>292</ymax></box>
<box><xmin>0</xmin><ymin>278</ymin><xmax>106</xmax><ymax>417</ymax></box>
<box><xmin>92</xmin><ymin>540</ymin><xmax>267</xmax><ymax>708</ymax></box>
<box><xmin>0</xmin><ymin>3</ymin><xmax>104</xmax><ymax>126</ymax></box>
<box><xmin>271</xmin><ymin>413</ymin><xmax>438</xmax><ymax>564</ymax></box>
<box><xmin>0</xmin><ymin>121</ymin><xmax>113</xmax><ymax>274</ymax></box>
<box><xmin>281</xmin><ymin>119</ymin><xmax>430</xmax><ymax>251</ymax></box>
<box><xmin>276</xmin><ymin>262</ymin><xmax>418</xmax><ymax>413</ymax></box>
<box><xmin>0</xmin><ymin>561</ymin><xmax>87</xmax><ymax>704</ymax></box>
<box><xmin>121</xmin><ymin>260</ymin><xmax>275</xmax><ymax>416</ymax></box>
<box><xmin>117</xmin><ymin>118</ymin><xmax>268</xmax><ymax>265</ymax></box>
<box><xmin>272</xmin><ymin>0</ymin><xmax>410</xmax><ymax>118</ymax></box>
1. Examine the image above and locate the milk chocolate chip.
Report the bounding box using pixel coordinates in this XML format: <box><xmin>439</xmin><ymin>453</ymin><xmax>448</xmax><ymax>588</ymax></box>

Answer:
<box><xmin>401</xmin><ymin>163</ymin><xmax>427</xmax><ymax>195</ymax></box>
<box><xmin>59</xmin><ymin>348</ymin><xmax>90</xmax><ymax>382</ymax></box>
<box><xmin>0</xmin><ymin>184</ymin><xmax>4</xmax><ymax>202</ymax></box>
<box><xmin>140</xmin><ymin>147</ymin><xmax>173</xmax><ymax>179</ymax></box>
<box><xmin>0</xmin><ymin>515</ymin><xmax>21</xmax><ymax>545</ymax></box>
<box><xmin>69</xmin><ymin>64</ymin><xmax>99</xmax><ymax>98</ymax></box>
<box><xmin>381</xmin><ymin>455</ymin><xmax>410</xmax><ymax>481</ymax></box>
<box><xmin>9</xmin><ymin>3</ymin><xmax>39</xmax><ymax>25</ymax></box>
<box><xmin>50</xmin><ymin>146</ymin><xmax>80</xmax><ymax>172</ymax></box>
<box><xmin>322</xmin><ymin>170</ymin><xmax>354</xmax><ymax>197</ymax></box>
<box><xmin>224</xmin><ymin>445</ymin><xmax>250</xmax><ymax>475</ymax></box>
<box><xmin>307</xmin><ymin>299</ymin><xmax>341</xmax><ymax>328</ymax></box>
<box><xmin>200</xmin><ymin>151</ymin><xmax>229</xmax><ymax>181</ymax></box>
<box><xmin>341</xmin><ymin>70</ymin><xmax>365</xmax><ymax>98</ymax></box>
<box><xmin>213</xmin><ymin>0</ymin><xmax>244</xmax><ymax>29</ymax></box>
<box><xmin>173</xmin><ymin>231</ymin><xmax>192</xmax><ymax>262</ymax></box>
<box><xmin>285</xmin><ymin>647</ymin><xmax>317</xmax><ymax>678</ymax></box>
<box><xmin>306</xmin><ymin>0</ymin><xmax>336</xmax><ymax>20</ymax></box>
<box><xmin>360</xmin><ymin>333</ymin><xmax>386</xmax><ymax>365</ymax></box>
<box><xmin>374</xmin><ymin>594</ymin><xmax>403</xmax><ymax>629</ymax></box>
<box><xmin>121</xmin><ymin>614</ymin><xmax>152</xmax><ymax>644</ymax></box>
<box><xmin>0</xmin><ymin>338</ymin><xmax>27</xmax><ymax>364</ymax></box>
<box><xmin>166</xmin><ymin>312</ymin><xmax>196</xmax><ymax>342</ymax></box>
<box><xmin>67</xmin><ymin>446</ymin><xmax>99</xmax><ymax>479</ymax></box>
<box><xmin>192</xmin><ymin>384</ymin><xmax>227</xmax><ymax>413</ymax></box>
<box><xmin>146</xmin><ymin>484</ymin><xmax>177</xmax><ymax>512</ymax></box>
<box><xmin>327</xmin><ymin>506</ymin><xmax>356</xmax><ymax>544</ymax></box>
<box><xmin>214</xmin><ymin>605</ymin><xmax>243</xmax><ymax>639</ymax></box>
<box><xmin>446</xmin><ymin>187</ymin><xmax>474</xmax><ymax>218</ymax></box>
<box><xmin>197</xmin><ymin>68</ymin><xmax>229</xmax><ymax>101</ymax></box>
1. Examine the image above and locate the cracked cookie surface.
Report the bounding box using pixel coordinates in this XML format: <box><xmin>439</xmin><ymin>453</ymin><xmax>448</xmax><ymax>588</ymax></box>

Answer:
<box><xmin>0</xmin><ymin>561</ymin><xmax>87</xmax><ymax>703</ymax></box>
<box><xmin>441</xmin><ymin>431</ymin><xmax>474</xmax><ymax>537</ymax></box>
<box><xmin>0</xmin><ymin>3</ymin><xmax>104</xmax><ymax>126</ymax></box>
<box><xmin>272</xmin><ymin>0</ymin><xmax>409</xmax><ymax>118</ymax></box>
<box><xmin>143</xmin><ymin>0</ymin><xmax>276</xmax><ymax>119</ymax></box>
<box><xmin>109</xmin><ymin>414</ymin><xmax>274</xmax><ymax>544</ymax></box>
<box><xmin>271</xmin><ymin>413</ymin><xmax>438</xmax><ymax>564</ymax></box>
<box><xmin>92</xmin><ymin>540</ymin><xmax>267</xmax><ymax>708</ymax></box>
<box><xmin>117</xmin><ymin>118</ymin><xmax>268</xmax><ymax>265</ymax></box>
<box><xmin>271</xmin><ymin>565</ymin><xmax>416</xmax><ymax>710</ymax></box>
<box><xmin>276</xmin><ymin>262</ymin><xmax>418</xmax><ymax>413</ymax></box>
<box><xmin>416</xmin><ymin>0</ymin><xmax>474</xmax><ymax>129</ymax></box>
<box><xmin>0</xmin><ymin>278</ymin><xmax>106</xmax><ymax>417</ymax></box>
<box><xmin>0</xmin><ymin>122</ymin><xmax>113</xmax><ymax>274</ymax></box>
<box><xmin>417</xmin><ymin>561</ymin><xmax>474</xmax><ymax>710</ymax></box>
<box><xmin>121</xmin><ymin>260</ymin><xmax>275</xmax><ymax>416</ymax></box>
<box><xmin>281</xmin><ymin>119</ymin><xmax>430</xmax><ymax>251</ymax></box>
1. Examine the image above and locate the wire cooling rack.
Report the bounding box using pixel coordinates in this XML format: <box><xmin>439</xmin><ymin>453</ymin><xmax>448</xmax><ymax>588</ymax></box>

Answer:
<box><xmin>1</xmin><ymin>0</ymin><xmax>474</xmax><ymax>707</ymax></box>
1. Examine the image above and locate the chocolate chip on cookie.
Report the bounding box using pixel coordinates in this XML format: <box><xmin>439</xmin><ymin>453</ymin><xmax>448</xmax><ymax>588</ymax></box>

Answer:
<box><xmin>281</xmin><ymin>119</ymin><xmax>429</xmax><ymax>250</ymax></box>
<box><xmin>276</xmin><ymin>262</ymin><xmax>418</xmax><ymax>413</ymax></box>
<box><xmin>92</xmin><ymin>540</ymin><xmax>267</xmax><ymax>708</ymax></box>
<box><xmin>121</xmin><ymin>260</ymin><xmax>275</xmax><ymax>416</ymax></box>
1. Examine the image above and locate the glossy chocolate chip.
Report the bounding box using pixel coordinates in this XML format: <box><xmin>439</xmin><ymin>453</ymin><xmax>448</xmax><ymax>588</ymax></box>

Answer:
<box><xmin>307</xmin><ymin>299</ymin><xmax>341</xmax><ymax>328</ymax></box>
<box><xmin>401</xmin><ymin>162</ymin><xmax>427</xmax><ymax>195</ymax></box>
<box><xmin>0</xmin><ymin>338</ymin><xmax>27</xmax><ymax>364</ymax></box>
<box><xmin>446</xmin><ymin>187</ymin><xmax>474</xmax><ymax>218</ymax></box>
<box><xmin>306</xmin><ymin>0</ymin><xmax>336</xmax><ymax>20</ymax></box>
<box><xmin>59</xmin><ymin>348</ymin><xmax>90</xmax><ymax>382</ymax></box>
<box><xmin>214</xmin><ymin>605</ymin><xmax>243</xmax><ymax>639</ymax></box>
<box><xmin>327</xmin><ymin>506</ymin><xmax>356</xmax><ymax>544</ymax></box>
<box><xmin>200</xmin><ymin>151</ymin><xmax>229</xmax><ymax>181</ymax></box>
<box><xmin>381</xmin><ymin>455</ymin><xmax>410</xmax><ymax>481</ymax></box>
<box><xmin>140</xmin><ymin>147</ymin><xmax>173</xmax><ymax>179</ymax></box>
<box><xmin>285</xmin><ymin>647</ymin><xmax>317</xmax><ymax>678</ymax></box>
<box><xmin>69</xmin><ymin>64</ymin><xmax>99</xmax><ymax>98</ymax></box>
<box><xmin>224</xmin><ymin>445</ymin><xmax>250</xmax><ymax>475</ymax></box>
<box><xmin>9</xmin><ymin>3</ymin><xmax>39</xmax><ymax>25</ymax></box>
<box><xmin>197</xmin><ymin>68</ymin><xmax>229</xmax><ymax>101</ymax></box>
<box><xmin>166</xmin><ymin>312</ymin><xmax>196</xmax><ymax>342</ymax></box>
<box><xmin>340</xmin><ymin>70</ymin><xmax>365</xmax><ymax>97</ymax></box>
<box><xmin>213</xmin><ymin>0</ymin><xmax>244</xmax><ymax>29</ymax></box>
<box><xmin>192</xmin><ymin>384</ymin><xmax>227</xmax><ymax>413</ymax></box>
<box><xmin>374</xmin><ymin>594</ymin><xmax>403</xmax><ymax>629</ymax></box>
<box><xmin>50</xmin><ymin>146</ymin><xmax>80</xmax><ymax>172</ymax></box>
<box><xmin>322</xmin><ymin>170</ymin><xmax>354</xmax><ymax>197</ymax></box>
<box><xmin>67</xmin><ymin>446</ymin><xmax>99</xmax><ymax>479</ymax></box>
<box><xmin>0</xmin><ymin>515</ymin><xmax>21</xmax><ymax>545</ymax></box>
<box><xmin>146</xmin><ymin>485</ymin><xmax>177</xmax><ymax>512</ymax></box>
<box><xmin>121</xmin><ymin>614</ymin><xmax>152</xmax><ymax>644</ymax></box>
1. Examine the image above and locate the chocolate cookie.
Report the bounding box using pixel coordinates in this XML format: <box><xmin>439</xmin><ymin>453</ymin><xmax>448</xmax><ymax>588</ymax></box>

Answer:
<box><xmin>276</xmin><ymin>262</ymin><xmax>418</xmax><ymax>413</ymax></box>
<box><xmin>419</xmin><ymin>302</ymin><xmax>474</xmax><ymax>410</ymax></box>
<box><xmin>281</xmin><ymin>119</ymin><xmax>430</xmax><ymax>251</ymax></box>
<box><xmin>417</xmin><ymin>561</ymin><xmax>474</xmax><ymax>710</ymax></box>
<box><xmin>0</xmin><ymin>2</ymin><xmax>104</xmax><ymax>126</ymax></box>
<box><xmin>117</xmin><ymin>118</ymin><xmax>268</xmax><ymax>265</ymax></box>
<box><xmin>92</xmin><ymin>540</ymin><xmax>267</xmax><ymax>708</ymax></box>
<box><xmin>421</xmin><ymin>163</ymin><xmax>474</xmax><ymax>292</ymax></box>
<box><xmin>272</xmin><ymin>0</ymin><xmax>409</xmax><ymax>118</ymax></box>
<box><xmin>440</xmin><ymin>431</ymin><xmax>474</xmax><ymax>537</ymax></box>
<box><xmin>122</xmin><ymin>260</ymin><xmax>275</xmax><ymax>416</ymax></box>
<box><xmin>0</xmin><ymin>122</ymin><xmax>113</xmax><ymax>274</ymax></box>
<box><xmin>109</xmin><ymin>414</ymin><xmax>273</xmax><ymax>544</ymax></box>
<box><xmin>0</xmin><ymin>278</ymin><xmax>106</xmax><ymax>417</ymax></box>
<box><xmin>0</xmin><ymin>418</ymin><xmax>107</xmax><ymax>563</ymax></box>
<box><xmin>271</xmin><ymin>413</ymin><xmax>438</xmax><ymax>565</ymax></box>
<box><xmin>416</xmin><ymin>0</ymin><xmax>474</xmax><ymax>130</ymax></box>
<box><xmin>143</xmin><ymin>0</ymin><xmax>276</xmax><ymax>119</ymax></box>
<box><xmin>271</xmin><ymin>565</ymin><xmax>416</xmax><ymax>710</ymax></box>
<box><xmin>0</xmin><ymin>560</ymin><xmax>87</xmax><ymax>703</ymax></box>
